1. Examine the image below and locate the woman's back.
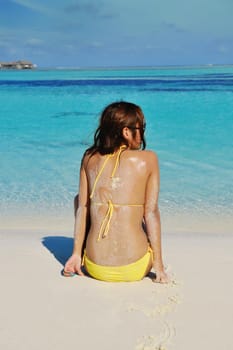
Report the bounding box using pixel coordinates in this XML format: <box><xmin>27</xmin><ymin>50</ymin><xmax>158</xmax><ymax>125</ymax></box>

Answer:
<box><xmin>84</xmin><ymin>148</ymin><xmax>155</xmax><ymax>266</ymax></box>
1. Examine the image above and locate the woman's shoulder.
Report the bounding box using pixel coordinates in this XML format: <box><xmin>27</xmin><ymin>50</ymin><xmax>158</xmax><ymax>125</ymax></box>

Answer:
<box><xmin>125</xmin><ymin>150</ymin><xmax>159</xmax><ymax>172</ymax></box>
<box><xmin>81</xmin><ymin>151</ymin><xmax>97</xmax><ymax>169</ymax></box>
<box><xmin>141</xmin><ymin>149</ymin><xmax>158</xmax><ymax>157</ymax></box>
<box><xmin>130</xmin><ymin>149</ymin><xmax>158</xmax><ymax>161</ymax></box>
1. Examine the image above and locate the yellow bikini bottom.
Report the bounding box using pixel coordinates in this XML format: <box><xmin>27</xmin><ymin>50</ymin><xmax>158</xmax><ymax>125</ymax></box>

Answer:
<box><xmin>83</xmin><ymin>247</ymin><xmax>153</xmax><ymax>282</ymax></box>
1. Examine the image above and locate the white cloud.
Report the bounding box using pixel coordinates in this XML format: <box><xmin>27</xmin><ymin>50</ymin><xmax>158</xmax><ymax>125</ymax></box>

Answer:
<box><xmin>218</xmin><ymin>45</ymin><xmax>228</xmax><ymax>53</ymax></box>
<box><xmin>11</xmin><ymin>0</ymin><xmax>51</xmax><ymax>15</ymax></box>
<box><xmin>157</xmin><ymin>0</ymin><xmax>233</xmax><ymax>37</ymax></box>
<box><xmin>10</xmin><ymin>0</ymin><xmax>69</xmax><ymax>21</ymax></box>
<box><xmin>90</xmin><ymin>41</ymin><xmax>104</xmax><ymax>48</ymax></box>
<box><xmin>26</xmin><ymin>38</ymin><xmax>44</xmax><ymax>46</ymax></box>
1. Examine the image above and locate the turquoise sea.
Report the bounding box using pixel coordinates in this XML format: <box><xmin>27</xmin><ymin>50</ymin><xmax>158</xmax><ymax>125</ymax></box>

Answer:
<box><xmin>0</xmin><ymin>66</ymin><xmax>232</xmax><ymax>233</ymax></box>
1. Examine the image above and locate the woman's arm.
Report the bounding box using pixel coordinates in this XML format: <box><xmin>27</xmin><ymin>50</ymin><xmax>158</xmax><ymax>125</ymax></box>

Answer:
<box><xmin>72</xmin><ymin>160</ymin><xmax>89</xmax><ymax>256</ymax></box>
<box><xmin>144</xmin><ymin>151</ymin><xmax>169</xmax><ymax>283</ymax></box>
<box><xmin>63</xmin><ymin>157</ymin><xmax>89</xmax><ymax>276</ymax></box>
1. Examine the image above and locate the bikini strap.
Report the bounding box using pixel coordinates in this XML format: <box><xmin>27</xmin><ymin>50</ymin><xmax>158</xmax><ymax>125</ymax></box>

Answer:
<box><xmin>111</xmin><ymin>145</ymin><xmax>127</xmax><ymax>178</ymax></box>
<box><xmin>89</xmin><ymin>145</ymin><xmax>127</xmax><ymax>199</ymax></box>
<box><xmin>89</xmin><ymin>154</ymin><xmax>112</xmax><ymax>199</ymax></box>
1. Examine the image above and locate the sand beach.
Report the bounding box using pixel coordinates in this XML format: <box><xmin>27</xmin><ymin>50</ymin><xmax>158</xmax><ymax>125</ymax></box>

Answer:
<box><xmin>0</xmin><ymin>228</ymin><xmax>232</xmax><ymax>350</ymax></box>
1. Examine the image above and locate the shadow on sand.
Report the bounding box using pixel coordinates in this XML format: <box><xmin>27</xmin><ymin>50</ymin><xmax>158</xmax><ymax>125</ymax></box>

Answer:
<box><xmin>42</xmin><ymin>235</ymin><xmax>89</xmax><ymax>277</ymax></box>
<box><xmin>42</xmin><ymin>236</ymin><xmax>73</xmax><ymax>267</ymax></box>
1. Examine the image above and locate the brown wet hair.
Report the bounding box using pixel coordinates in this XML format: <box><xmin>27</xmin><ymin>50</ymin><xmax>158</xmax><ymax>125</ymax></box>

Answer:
<box><xmin>85</xmin><ymin>101</ymin><xmax>146</xmax><ymax>156</ymax></box>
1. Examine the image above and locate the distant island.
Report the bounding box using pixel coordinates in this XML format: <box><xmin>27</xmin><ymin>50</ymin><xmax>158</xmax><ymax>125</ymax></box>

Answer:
<box><xmin>0</xmin><ymin>60</ymin><xmax>37</xmax><ymax>70</ymax></box>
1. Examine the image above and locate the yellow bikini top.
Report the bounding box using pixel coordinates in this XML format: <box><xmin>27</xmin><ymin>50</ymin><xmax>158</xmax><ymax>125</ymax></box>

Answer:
<box><xmin>89</xmin><ymin>145</ymin><xmax>143</xmax><ymax>241</ymax></box>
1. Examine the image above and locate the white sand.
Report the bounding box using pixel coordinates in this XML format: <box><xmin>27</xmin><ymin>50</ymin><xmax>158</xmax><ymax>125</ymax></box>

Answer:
<box><xmin>0</xmin><ymin>229</ymin><xmax>232</xmax><ymax>350</ymax></box>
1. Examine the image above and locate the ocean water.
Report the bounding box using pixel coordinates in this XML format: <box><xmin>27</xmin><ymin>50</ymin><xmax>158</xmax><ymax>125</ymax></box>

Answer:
<box><xmin>0</xmin><ymin>66</ymin><xmax>232</xmax><ymax>233</ymax></box>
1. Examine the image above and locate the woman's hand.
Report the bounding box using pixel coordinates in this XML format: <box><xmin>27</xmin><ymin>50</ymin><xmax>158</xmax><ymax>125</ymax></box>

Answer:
<box><xmin>63</xmin><ymin>254</ymin><xmax>84</xmax><ymax>277</ymax></box>
<box><xmin>152</xmin><ymin>268</ymin><xmax>170</xmax><ymax>283</ymax></box>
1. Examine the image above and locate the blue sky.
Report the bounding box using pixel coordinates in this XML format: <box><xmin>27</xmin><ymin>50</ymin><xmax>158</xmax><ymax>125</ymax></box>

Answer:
<box><xmin>0</xmin><ymin>0</ymin><xmax>233</xmax><ymax>67</ymax></box>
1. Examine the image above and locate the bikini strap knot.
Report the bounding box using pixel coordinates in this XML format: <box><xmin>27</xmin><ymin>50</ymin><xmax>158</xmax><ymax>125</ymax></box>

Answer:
<box><xmin>97</xmin><ymin>200</ymin><xmax>114</xmax><ymax>241</ymax></box>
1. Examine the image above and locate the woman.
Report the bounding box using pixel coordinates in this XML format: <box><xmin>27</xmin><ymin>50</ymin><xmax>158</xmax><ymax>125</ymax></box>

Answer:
<box><xmin>63</xmin><ymin>101</ymin><xmax>169</xmax><ymax>283</ymax></box>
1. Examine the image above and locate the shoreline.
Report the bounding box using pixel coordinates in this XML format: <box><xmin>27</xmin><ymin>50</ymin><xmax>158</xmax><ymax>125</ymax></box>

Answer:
<box><xmin>1</xmin><ymin>209</ymin><xmax>232</xmax><ymax>235</ymax></box>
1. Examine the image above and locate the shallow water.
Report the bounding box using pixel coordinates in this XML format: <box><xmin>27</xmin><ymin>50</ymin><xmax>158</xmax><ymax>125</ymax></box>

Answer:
<box><xmin>0</xmin><ymin>66</ymin><xmax>232</xmax><ymax>232</ymax></box>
